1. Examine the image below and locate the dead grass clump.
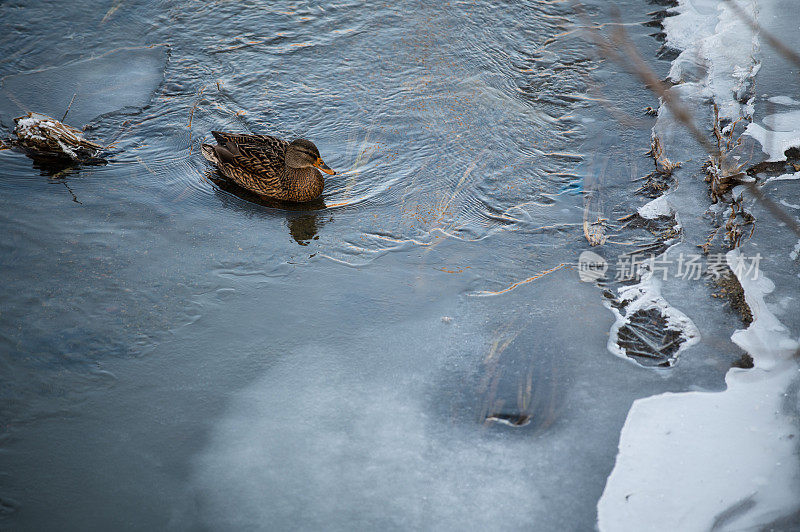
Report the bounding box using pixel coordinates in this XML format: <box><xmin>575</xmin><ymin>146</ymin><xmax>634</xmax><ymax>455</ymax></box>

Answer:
<box><xmin>711</xmin><ymin>268</ymin><xmax>753</xmax><ymax>326</ymax></box>
<box><xmin>636</xmin><ymin>135</ymin><xmax>681</xmax><ymax>197</ymax></box>
<box><xmin>636</xmin><ymin>171</ymin><xmax>672</xmax><ymax>197</ymax></box>
<box><xmin>704</xmin><ymin>104</ymin><xmax>748</xmax><ymax>204</ymax></box>
<box><xmin>731</xmin><ymin>353</ymin><xmax>754</xmax><ymax>369</ymax></box>
<box><xmin>696</xmin><ymin>105</ymin><xmax>756</xmax><ymax>251</ymax></box>
<box><xmin>617</xmin><ymin>212</ymin><xmax>681</xmax><ymax>257</ymax></box>
<box><xmin>648</xmin><ymin>135</ymin><xmax>681</xmax><ymax>175</ymax></box>
<box><xmin>699</xmin><ymin>200</ymin><xmax>755</xmax><ymax>253</ymax></box>
<box><xmin>13</xmin><ymin>112</ymin><xmax>104</xmax><ymax>163</ymax></box>
<box><xmin>616</xmin><ymin>307</ymin><xmax>683</xmax><ymax>367</ymax></box>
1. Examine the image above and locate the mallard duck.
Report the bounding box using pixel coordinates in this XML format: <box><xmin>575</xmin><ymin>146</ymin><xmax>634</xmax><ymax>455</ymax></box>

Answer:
<box><xmin>201</xmin><ymin>131</ymin><xmax>335</xmax><ymax>202</ymax></box>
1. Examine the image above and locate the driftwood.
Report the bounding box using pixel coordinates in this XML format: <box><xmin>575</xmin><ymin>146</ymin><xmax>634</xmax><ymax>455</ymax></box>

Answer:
<box><xmin>12</xmin><ymin>112</ymin><xmax>105</xmax><ymax>163</ymax></box>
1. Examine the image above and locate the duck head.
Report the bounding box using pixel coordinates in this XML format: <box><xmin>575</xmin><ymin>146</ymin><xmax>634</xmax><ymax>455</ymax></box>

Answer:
<box><xmin>285</xmin><ymin>139</ymin><xmax>335</xmax><ymax>175</ymax></box>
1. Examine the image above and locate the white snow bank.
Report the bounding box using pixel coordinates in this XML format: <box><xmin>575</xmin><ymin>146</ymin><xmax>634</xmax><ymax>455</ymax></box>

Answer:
<box><xmin>598</xmin><ymin>0</ymin><xmax>800</xmax><ymax>524</ymax></box>
<box><xmin>729</xmin><ymin>251</ymin><xmax>799</xmax><ymax>369</ymax></box>
<box><xmin>598</xmin><ymin>250</ymin><xmax>800</xmax><ymax>531</ymax></box>
<box><xmin>662</xmin><ymin>0</ymin><xmax>759</xmax><ymax>121</ymax></box>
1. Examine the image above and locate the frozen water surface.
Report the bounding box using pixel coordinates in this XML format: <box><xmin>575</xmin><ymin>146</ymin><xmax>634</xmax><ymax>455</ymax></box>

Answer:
<box><xmin>0</xmin><ymin>46</ymin><xmax>168</xmax><ymax>127</ymax></box>
<box><xmin>599</xmin><ymin>0</ymin><xmax>800</xmax><ymax>529</ymax></box>
<box><xmin>0</xmin><ymin>0</ymin><xmax>798</xmax><ymax>530</ymax></box>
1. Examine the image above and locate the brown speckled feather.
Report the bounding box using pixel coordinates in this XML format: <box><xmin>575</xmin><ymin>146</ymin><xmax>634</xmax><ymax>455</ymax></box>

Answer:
<box><xmin>202</xmin><ymin>132</ymin><xmax>325</xmax><ymax>202</ymax></box>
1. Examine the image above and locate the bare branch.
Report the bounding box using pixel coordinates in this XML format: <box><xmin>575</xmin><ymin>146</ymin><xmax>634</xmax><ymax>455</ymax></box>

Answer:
<box><xmin>723</xmin><ymin>0</ymin><xmax>800</xmax><ymax>70</ymax></box>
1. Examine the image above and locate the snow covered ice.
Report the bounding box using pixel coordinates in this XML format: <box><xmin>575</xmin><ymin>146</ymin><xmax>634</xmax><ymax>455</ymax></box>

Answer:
<box><xmin>598</xmin><ymin>0</ymin><xmax>800</xmax><ymax>529</ymax></box>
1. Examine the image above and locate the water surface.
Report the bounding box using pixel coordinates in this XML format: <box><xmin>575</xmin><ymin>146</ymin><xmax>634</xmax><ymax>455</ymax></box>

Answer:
<box><xmin>0</xmin><ymin>1</ymin><xmax>741</xmax><ymax>529</ymax></box>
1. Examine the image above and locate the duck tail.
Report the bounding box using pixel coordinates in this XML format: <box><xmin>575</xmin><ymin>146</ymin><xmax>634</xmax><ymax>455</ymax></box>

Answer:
<box><xmin>201</xmin><ymin>144</ymin><xmax>219</xmax><ymax>165</ymax></box>
<box><xmin>211</xmin><ymin>131</ymin><xmax>228</xmax><ymax>144</ymax></box>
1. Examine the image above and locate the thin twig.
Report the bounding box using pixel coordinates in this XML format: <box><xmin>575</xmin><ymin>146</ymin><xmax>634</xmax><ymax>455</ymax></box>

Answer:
<box><xmin>62</xmin><ymin>180</ymin><xmax>82</xmax><ymax>204</ymax></box>
<box><xmin>723</xmin><ymin>0</ymin><xmax>800</xmax><ymax>69</ymax></box>
<box><xmin>61</xmin><ymin>93</ymin><xmax>77</xmax><ymax>123</ymax></box>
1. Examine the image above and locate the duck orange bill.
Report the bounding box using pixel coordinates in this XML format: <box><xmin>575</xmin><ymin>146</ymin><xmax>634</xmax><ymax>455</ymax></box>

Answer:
<box><xmin>314</xmin><ymin>158</ymin><xmax>336</xmax><ymax>175</ymax></box>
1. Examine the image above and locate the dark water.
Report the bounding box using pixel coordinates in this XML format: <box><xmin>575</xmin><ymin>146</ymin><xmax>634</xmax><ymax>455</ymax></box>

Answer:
<box><xmin>0</xmin><ymin>1</ymin><xmax>741</xmax><ymax>529</ymax></box>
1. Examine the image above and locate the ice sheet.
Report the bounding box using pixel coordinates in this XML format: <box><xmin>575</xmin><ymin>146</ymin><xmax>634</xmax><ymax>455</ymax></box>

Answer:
<box><xmin>597</xmin><ymin>0</ymin><xmax>800</xmax><ymax>527</ymax></box>
<box><xmin>0</xmin><ymin>45</ymin><xmax>167</xmax><ymax>127</ymax></box>
<box><xmin>663</xmin><ymin>0</ymin><xmax>759</xmax><ymax>121</ymax></box>
<box><xmin>598</xmin><ymin>252</ymin><xmax>800</xmax><ymax>530</ymax></box>
<box><xmin>191</xmin><ymin>348</ymin><xmax>550</xmax><ymax>530</ymax></box>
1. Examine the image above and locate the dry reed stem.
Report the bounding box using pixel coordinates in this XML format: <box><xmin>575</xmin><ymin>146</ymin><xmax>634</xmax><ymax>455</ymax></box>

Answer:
<box><xmin>649</xmin><ymin>135</ymin><xmax>681</xmax><ymax>175</ymax></box>
<box><xmin>472</xmin><ymin>263</ymin><xmax>570</xmax><ymax>296</ymax></box>
<box><xmin>101</xmin><ymin>1</ymin><xmax>124</xmax><ymax>24</ymax></box>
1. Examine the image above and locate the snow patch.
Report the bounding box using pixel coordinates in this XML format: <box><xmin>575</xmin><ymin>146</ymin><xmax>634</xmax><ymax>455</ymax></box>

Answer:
<box><xmin>768</xmin><ymin>95</ymin><xmax>800</xmax><ymax>106</ymax></box>
<box><xmin>764</xmin><ymin>170</ymin><xmax>800</xmax><ymax>184</ymax></box>
<box><xmin>598</xmin><ymin>251</ymin><xmax>800</xmax><ymax>531</ymax></box>
<box><xmin>745</xmin><ymin>110</ymin><xmax>800</xmax><ymax>161</ymax></box>
<box><xmin>14</xmin><ymin>114</ymin><xmax>50</xmax><ymax>142</ymax></box>
<box><xmin>662</xmin><ymin>0</ymin><xmax>759</xmax><ymax>121</ymax></box>
<box><xmin>605</xmin><ymin>262</ymin><xmax>700</xmax><ymax>365</ymax></box>
<box><xmin>637</xmin><ymin>195</ymin><xmax>672</xmax><ymax>219</ymax></box>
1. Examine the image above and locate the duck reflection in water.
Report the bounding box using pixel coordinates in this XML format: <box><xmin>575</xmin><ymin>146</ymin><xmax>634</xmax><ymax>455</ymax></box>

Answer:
<box><xmin>207</xmin><ymin>170</ymin><xmax>328</xmax><ymax>246</ymax></box>
<box><xmin>286</xmin><ymin>213</ymin><xmax>324</xmax><ymax>246</ymax></box>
